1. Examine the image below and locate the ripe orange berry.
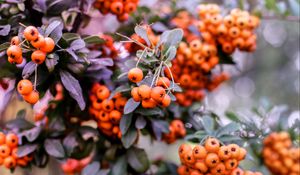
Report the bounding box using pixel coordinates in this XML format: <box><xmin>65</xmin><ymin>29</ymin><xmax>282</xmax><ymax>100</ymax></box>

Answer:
<box><xmin>23</xmin><ymin>26</ymin><xmax>39</xmax><ymax>41</ymax></box>
<box><xmin>237</xmin><ymin>147</ymin><xmax>247</xmax><ymax>160</ymax></box>
<box><xmin>40</xmin><ymin>37</ymin><xmax>55</xmax><ymax>53</ymax></box>
<box><xmin>96</xmin><ymin>86</ymin><xmax>110</xmax><ymax>100</ymax></box>
<box><xmin>0</xmin><ymin>157</ymin><xmax>3</xmax><ymax>166</ymax></box>
<box><xmin>92</xmin><ymin>99</ymin><xmax>102</xmax><ymax>110</ymax></box>
<box><xmin>211</xmin><ymin>163</ymin><xmax>226</xmax><ymax>174</ymax></box>
<box><xmin>11</xmin><ymin>148</ymin><xmax>18</xmax><ymax>159</ymax></box>
<box><xmin>5</xmin><ymin>133</ymin><xmax>18</xmax><ymax>148</ymax></box>
<box><xmin>179</xmin><ymin>74</ymin><xmax>191</xmax><ymax>87</ymax></box>
<box><xmin>228</xmin><ymin>27</ymin><xmax>240</xmax><ymax>38</ymax></box>
<box><xmin>156</xmin><ymin>77</ymin><xmax>170</xmax><ymax>88</ymax></box>
<box><xmin>3</xmin><ymin>156</ymin><xmax>16</xmax><ymax>169</ymax></box>
<box><xmin>217</xmin><ymin>24</ymin><xmax>228</xmax><ymax>36</ymax></box>
<box><xmin>231</xmin><ymin>168</ymin><xmax>244</xmax><ymax>175</ymax></box>
<box><xmin>110</xmin><ymin>1</ymin><xmax>124</xmax><ymax>15</ymax></box>
<box><xmin>17</xmin><ymin>79</ymin><xmax>33</xmax><ymax>95</ymax></box>
<box><xmin>17</xmin><ymin>159</ymin><xmax>28</xmax><ymax>167</ymax></box>
<box><xmin>8</xmin><ymin>56</ymin><xmax>23</xmax><ymax>64</ymax></box>
<box><xmin>0</xmin><ymin>144</ymin><xmax>11</xmax><ymax>157</ymax></box>
<box><xmin>31</xmin><ymin>50</ymin><xmax>46</xmax><ymax>64</ymax></box>
<box><xmin>23</xmin><ymin>90</ymin><xmax>39</xmax><ymax>104</ymax></box>
<box><xmin>138</xmin><ymin>85</ymin><xmax>151</xmax><ymax>100</ymax></box>
<box><xmin>109</xmin><ymin>110</ymin><xmax>122</xmax><ymax>124</ymax></box>
<box><xmin>142</xmin><ymin>98</ymin><xmax>157</xmax><ymax>108</ymax></box>
<box><xmin>151</xmin><ymin>86</ymin><xmax>166</xmax><ymax>102</ymax></box>
<box><xmin>178</xmin><ymin>144</ymin><xmax>192</xmax><ymax>158</ymax></box>
<box><xmin>117</xmin><ymin>13</ymin><xmax>129</xmax><ymax>22</ymax></box>
<box><xmin>101</xmin><ymin>99</ymin><xmax>114</xmax><ymax>112</ymax></box>
<box><xmin>183</xmin><ymin>151</ymin><xmax>195</xmax><ymax>164</ymax></box>
<box><xmin>131</xmin><ymin>87</ymin><xmax>141</xmax><ymax>102</ymax></box>
<box><xmin>7</xmin><ymin>45</ymin><xmax>22</xmax><ymax>59</ymax></box>
<box><xmin>195</xmin><ymin>161</ymin><xmax>208</xmax><ymax>173</ymax></box>
<box><xmin>225</xmin><ymin>159</ymin><xmax>238</xmax><ymax>170</ymax></box>
<box><xmin>227</xmin><ymin>144</ymin><xmax>240</xmax><ymax>158</ymax></box>
<box><xmin>190</xmin><ymin>170</ymin><xmax>202</xmax><ymax>175</ymax></box>
<box><xmin>128</xmin><ymin>68</ymin><xmax>143</xmax><ymax>83</ymax></box>
<box><xmin>224</xmin><ymin>15</ymin><xmax>235</xmax><ymax>27</ymax></box>
<box><xmin>98</xmin><ymin>122</ymin><xmax>113</xmax><ymax>130</ymax></box>
<box><xmin>124</xmin><ymin>2</ymin><xmax>136</xmax><ymax>13</ymax></box>
<box><xmin>193</xmin><ymin>145</ymin><xmax>207</xmax><ymax>159</ymax></box>
<box><xmin>205</xmin><ymin>153</ymin><xmax>220</xmax><ymax>167</ymax></box>
<box><xmin>10</xmin><ymin>36</ymin><xmax>20</xmax><ymax>45</ymax></box>
<box><xmin>205</xmin><ymin>138</ymin><xmax>220</xmax><ymax>153</ymax></box>
<box><xmin>0</xmin><ymin>132</ymin><xmax>5</xmax><ymax>144</ymax></box>
<box><xmin>218</xmin><ymin>146</ymin><xmax>231</xmax><ymax>160</ymax></box>
<box><xmin>160</xmin><ymin>94</ymin><xmax>171</xmax><ymax>107</ymax></box>
<box><xmin>189</xmin><ymin>40</ymin><xmax>202</xmax><ymax>52</ymax></box>
<box><xmin>114</xmin><ymin>97</ymin><xmax>127</xmax><ymax>111</ymax></box>
<box><xmin>98</xmin><ymin>111</ymin><xmax>110</xmax><ymax>122</ymax></box>
<box><xmin>30</xmin><ymin>34</ymin><xmax>45</xmax><ymax>48</ymax></box>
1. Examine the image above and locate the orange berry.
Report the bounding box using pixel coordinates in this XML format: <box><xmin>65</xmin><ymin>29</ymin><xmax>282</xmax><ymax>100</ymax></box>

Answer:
<box><xmin>98</xmin><ymin>122</ymin><xmax>113</xmax><ymax>130</ymax></box>
<box><xmin>228</xmin><ymin>27</ymin><xmax>240</xmax><ymax>38</ymax></box>
<box><xmin>110</xmin><ymin>1</ymin><xmax>124</xmax><ymax>15</ymax></box>
<box><xmin>8</xmin><ymin>56</ymin><xmax>23</xmax><ymax>64</ymax></box>
<box><xmin>195</xmin><ymin>161</ymin><xmax>208</xmax><ymax>173</ymax></box>
<box><xmin>183</xmin><ymin>151</ymin><xmax>195</xmax><ymax>164</ymax></box>
<box><xmin>92</xmin><ymin>99</ymin><xmax>102</xmax><ymax>110</ymax></box>
<box><xmin>128</xmin><ymin>68</ymin><xmax>143</xmax><ymax>83</ymax></box>
<box><xmin>227</xmin><ymin>144</ymin><xmax>240</xmax><ymax>158</ymax></box>
<box><xmin>112</xmin><ymin>126</ymin><xmax>120</xmax><ymax>135</ymax></box>
<box><xmin>0</xmin><ymin>132</ymin><xmax>6</xmax><ymax>145</ymax></box>
<box><xmin>237</xmin><ymin>147</ymin><xmax>247</xmax><ymax>161</ymax></box>
<box><xmin>10</xmin><ymin>36</ymin><xmax>20</xmax><ymax>45</ymax></box>
<box><xmin>109</xmin><ymin>110</ymin><xmax>122</xmax><ymax>124</ymax></box>
<box><xmin>23</xmin><ymin>90</ymin><xmax>39</xmax><ymax>104</ymax></box>
<box><xmin>222</xmin><ymin>42</ymin><xmax>234</xmax><ymax>54</ymax></box>
<box><xmin>117</xmin><ymin>13</ymin><xmax>129</xmax><ymax>22</ymax></box>
<box><xmin>0</xmin><ymin>157</ymin><xmax>3</xmax><ymax>165</ymax></box>
<box><xmin>23</xmin><ymin>26</ymin><xmax>39</xmax><ymax>41</ymax></box>
<box><xmin>11</xmin><ymin>148</ymin><xmax>18</xmax><ymax>159</ymax></box>
<box><xmin>178</xmin><ymin>144</ymin><xmax>191</xmax><ymax>158</ymax></box>
<box><xmin>96</xmin><ymin>86</ymin><xmax>110</xmax><ymax>100</ymax></box>
<box><xmin>3</xmin><ymin>156</ymin><xmax>16</xmax><ymax>169</ymax></box>
<box><xmin>17</xmin><ymin>79</ymin><xmax>33</xmax><ymax>95</ymax></box>
<box><xmin>101</xmin><ymin>99</ymin><xmax>114</xmax><ymax>112</ymax></box>
<box><xmin>5</xmin><ymin>133</ymin><xmax>18</xmax><ymax>148</ymax></box>
<box><xmin>114</xmin><ymin>97</ymin><xmax>127</xmax><ymax>111</ymax></box>
<box><xmin>233</xmin><ymin>38</ymin><xmax>245</xmax><ymax>49</ymax></box>
<box><xmin>124</xmin><ymin>2</ymin><xmax>136</xmax><ymax>13</ymax></box>
<box><xmin>17</xmin><ymin>158</ymin><xmax>28</xmax><ymax>167</ymax></box>
<box><xmin>231</xmin><ymin>168</ymin><xmax>244</xmax><ymax>175</ymax></box>
<box><xmin>179</xmin><ymin>74</ymin><xmax>191</xmax><ymax>87</ymax></box>
<box><xmin>205</xmin><ymin>138</ymin><xmax>220</xmax><ymax>153</ymax></box>
<box><xmin>205</xmin><ymin>153</ymin><xmax>220</xmax><ymax>167</ymax></box>
<box><xmin>7</xmin><ymin>45</ymin><xmax>22</xmax><ymax>59</ymax></box>
<box><xmin>189</xmin><ymin>40</ymin><xmax>202</xmax><ymax>52</ymax></box>
<box><xmin>190</xmin><ymin>169</ymin><xmax>202</xmax><ymax>175</ymax></box>
<box><xmin>225</xmin><ymin>159</ymin><xmax>238</xmax><ymax>170</ymax></box>
<box><xmin>211</xmin><ymin>163</ymin><xmax>226</xmax><ymax>174</ymax></box>
<box><xmin>224</xmin><ymin>15</ymin><xmax>235</xmax><ymax>27</ymax></box>
<box><xmin>40</xmin><ymin>37</ymin><xmax>55</xmax><ymax>53</ymax></box>
<box><xmin>156</xmin><ymin>77</ymin><xmax>170</xmax><ymax>88</ymax></box>
<box><xmin>142</xmin><ymin>98</ymin><xmax>156</xmax><ymax>108</ymax></box>
<box><xmin>30</xmin><ymin>34</ymin><xmax>45</xmax><ymax>48</ymax></box>
<box><xmin>151</xmin><ymin>86</ymin><xmax>166</xmax><ymax>102</ymax></box>
<box><xmin>218</xmin><ymin>146</ymin><xmax>231</xmax><ymax>160</ymax></box>
<box><xmin>31</xmin><ymin>50</ymin><xmax>46</xmax><ymax>64</ymax></box>
<box><xmin>217</xmin><ymin>24</ymin><xmax>228</xmax><ymax>36</ymax></box>
<box><xmin>131</xmin><ymin>87</ymin><xmax>141</xmax><ymax>102</ymax></box>
<box><xmin>193</xmin><ymin>145</ymin><xmax>207</xmax><ymax>159</ymax></box>
<box><xmin>0</xmin><ymin>144</ymin><xmax>11</xmax><ymax>157</ymax></box>
<box><xmin>138</xmin><ymin>85</ymin><xmax>151</xmax><ymax>100</ymax></box>
<box><xmin>160</xmin><ymin>94</ymin><xmax>171</xmax><ymax>107</ymax></box>
<box><xmin>98</xmin><ymin>111</ymin><xmax>110</xmax><ymax>122</ymax></box>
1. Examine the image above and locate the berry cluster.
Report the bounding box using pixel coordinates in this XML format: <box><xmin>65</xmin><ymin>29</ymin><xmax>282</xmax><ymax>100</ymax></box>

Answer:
<box><xmin>0</xmin><ymin>132</ymin><xmax>32</xmax><ymax>169</ymax></box>
<box><xmin>7</xmin><ymin>26</ymin><xmax>55</xmax><ymax>65</ymax></box>
<box><xmin>263</xmin><ymin>132</ymin><xmax>300</xmax><ymax>175</ymax></box>
<box><xmin>163</xmin><ymin>119</ymin><xmax>186</xmax><ymax>144</ymax></box>
<box><xmin>61</xmin><ymin>157</ymin><xmax>91</xmax><ymax>175</ymax></box>
<box><xmin>92</xmin><ymin>34</ymin><xmax>118</xmax><ymax>59</ymax></box>
<box><xmin>89</xmin><ymin>83</ymin><xmax>127</xmax><ymax>138</ymax></box>
<box><xmin>93</xmin><ymin>0</ymin><xmax>139</xmax><ymax>22</ymax></box>
<box><xmin>178</xmin><ymin>138</ymin><xmax>249</xmax><ymax>175</ymax></box>
<box><xmin>196</xmin><ymin>4</ymin><xmax>260</xmax><ymax>54</ymax></box>
<box><xmin>128</xmin><ymin>68</ymin><xmax>172</xmax><ymax>109</ymax></box>
<box><xmin>17</xmin><ymin>79</ymin><xmax>39</xmax><ymax>104</ymax></box>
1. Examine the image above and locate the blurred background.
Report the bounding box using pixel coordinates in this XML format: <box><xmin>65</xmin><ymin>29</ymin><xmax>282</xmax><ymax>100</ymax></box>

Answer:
<box><xmin>0</xmin><ymin>0</ymin><xmax>299</xmax><ymax>174</ymax></box>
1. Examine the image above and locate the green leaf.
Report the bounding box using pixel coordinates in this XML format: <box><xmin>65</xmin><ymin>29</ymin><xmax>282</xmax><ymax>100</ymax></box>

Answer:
<box><xmin>108</xmin><ymin>84</ymin><xmax>131</xmax><ymax>100</ymax></box>
<box><xmin>60</xmin><ymin>70</ymin><xmax>86</xmax><ymax>110</ymax></box>
<box><xmin>151</xmin><ymin>120</ymin><xmax>169</xmax><ymax>140</ymax></box>
<box><xmin>225</xmin><ymin>111</ymin><xmax>241</xmax><ymax>123</ymax></box>
<box><xmin>135</xmin><ymin>107</ymin><xmax>164</xmax><ymax>116</ymax></box>
<box><xmin>16</xmin><ymin>109</ymin><xmax>26</xmax><ymax>119</ymax></box>
<box><xmin>219</xmin><ymin>135</ymin><xmax>242</xmax><ymax>143</ymax></box>
<box><xmin>48</xmin><ymin>21</ymin><xmax>63</xmax><ymax>44</ymax></box>
<box><xmin>70</xmin><ymin>39</ymin><xmax>86</xmax><ymax>51</ymax></box>
<box><xmin>22</xmin><ymin>61</ymin><xmax>36</xmax><ymax>79</ymax></box>
<box><xmin>135</xmin><ymin>116</ymin><xmax>146</xmax><ymax>129</ymax></box>
<box><xmin>82</xmin><ymin>162</ymin><xmax>100</xmax><ymax>175</ymax></box>
<box><xmin>124</xmin><ymin>98</ymin><xmax>140</xmax><ymax>114</ymax></box>
<box><xmin>121</xmin><ymin>127</ymin><xmax>138</xmax><ymax>149</ymax></box>
<box><xmin>24</xmin><ymin>126</ymin><xmax>42</xmax><ymax>142</ymax></box>
<box><xmin>6</xmin><ymin>118</ymin><xmax>35</xmax><ymax>130</ymax></box>
<box><xmin>201</xmin><ymin>115</ymin><xmax>214</xmax><ymax>134</ymax></box>
<box><xmin>45</xmin><ymin>20</ymin><xmax>62</xmax><ymax>37</ymax></box>
<box><xmin>46</xmin><ymin>53</ymin><xmax>59</xmax><ymax>72</ymax></box>
<box><xmin>17</xmin><ymin>144</ymin><xmax>38</xmax><ymax>157</ymax></box>
<box><xmin>165</xmin><ymin>46</ymin><xmax>177</xmax><ymax>61</ymax></box>
<box><xmin>134</xmin><ymin>25</ymin><xmax>151</xmax><ymax>46</ymax></box>
<box><xmin>216</xmin><ymin>123</ymin><xmax>240</xmax><ymax>137</ymax></box>
<box><xmin>164</xmin><ymin>28</ymin><xmax>183</xmax><ymax>48</ymax></box>
<box><xmin>120</xmin><ymin>114</ymin><xmax>133</xmax><ymax>134</ymax></box>
<box><xmin>44</xmin><ymin>139</ymin><xmax>65</xmax><ymax>158</ymax></box>
<box><xmin>126</xmin><ymin>147</ymin><xmax>150</xmax><ymax>173</ymax></box>
<box><xmin>110</xmin><ymin>156</ymin><xmax>127</xmax><ymax>175</ymax></box>
<box><xmin>84</xmin><ymin>35</ymin><xmax>105</xmax><ymax>45</ymax></box>
<box><xmin>62</xmin><ymin>33</ymin><xmax>80</xmax><ymax>42</ymax></box>
<box><xmin>0</xmin><ymin>42</ymin><xmax>10</xmax><ymax>52</ymax></box>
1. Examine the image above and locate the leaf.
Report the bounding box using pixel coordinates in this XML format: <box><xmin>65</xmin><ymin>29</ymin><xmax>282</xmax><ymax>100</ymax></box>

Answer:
<box><xmin>66</xmin><ymin>48</ymin><xmax>79</xmax><ymax>61</ymax></box>
<box><xmin>110</xmin><ymin>156</ymin><xmax>127</xmax><ymax>175</ymax></box>
<box><xmin>62</xmin><ymin>33</ymin><xmax>80</xmax><ymax>42</ymax></box>
<box><xmin>17</xmin><ymin>144</ymin><xmax>38</xmax><ymax>157</ymax></box>
<box><xmin>70</xmin><ymin>39</ymin><xmax>86</xmax><ymax>51</ymax></box>
<box><xmin>108</xmin><ymin>84</ymin><xmax>130</xmax><ymax>100</ymax></box>
<box><xmin>165</xmin><ymin>46</ymin><xmax>177</xmax><ymax>61</ymax></box>
<box><xmin>45</xmin><ymin>21</ymin><xmax>61</xmax><ymax>37</ymax></box>
<box><xmin>151</xmin><ymin>120</ymin><xmax>169</xmax><ymax>140</ymax></box>
<box><xmin>218</xmin><ymin>46</ymin><xmax>235</xmax><ymax>64</ymax></box>
<box><xmin>135</xmin><ymin>116</ymin><xmax>146</xmax><ymax>129</ymax></box>
<box><xmin>216</xmin><ymin>123</ymin><xmax>240</xmax><ymax>137</ymax></box>
<box><xmin>134</xmin><ymin>25</ymin><xmax>151</xmax><ymax>46</ymax></box>
<box><xmin>135</xmin><ymin>107</ymin><xmax>164</xmax><ymax>116</ymax></box>
<box><xmin>16</xmin><ymin>109</ymin><xmax>26</xmax><ymax>119</ymax></box>
<box><xmin>0</xmin><ymin>42</ymin><xmax>10</xmax><ymax>52</ymax></box>
<box><xmin>79</xmin><ymin>126</ymin><xmax>99</xmax><ymax>141</ymax></box>
<box><xmin>46</xmin><ymin>53</ymin><xmax>59</xmax><ymax>72</ymax></box>
<box><xmin>22</xmin><ymin>61</ymin><xmax>36</xmax><ymax>79</ymax></box>
<box><xmin>123</xmin><ymin>98</ymin><xmax>140</xmax><ymax>114</ymax></box>
<box><xmin>49</xmin><ymin>21</ymin><xmax>63</xmax><ymax>44</ymax></box>
<box><xmin>84</xmin><ymin>35</ymin><xmax>105</xmax><ymax>45</ymax></box>
<box><xmin>164</xmin><ymin>28</ymin><xmax>183</xmax><ymax>48</ymax></box>
<box><xmin>126</xmin><ymin>147</ymin><xmax>150</xmax><ymax>173</ymax></box>
<box><xmin>201</xmin><ymin>115</ymin><xmax>214</xmax><ymax>134</ymax></box>
<box><xmin>44</xmin><ymin>139</ymin><xmax>65</xmax><ymax>158</ymax></box>
<box><xmin>24</xmin><ymin>126</ymin><xmax>42</xmax><ymax>142</ymax></box>
<box><xmin>121</xmin><ymin>127</ymin><xmax>137</xmax><ymax>149</ymax></box>
<box><xmin>63</xmin><ymin>132</ymin><xmax>79</xmax><ymax>156</ymax></box>
<box><xmin>225</xmin><ymin>111</ymin><xmax>241</xmax><ymax>123</ymax></box>
<box><xmin>6</xmin><ymin>118</ymin><xmax>35</xmax><ymax>130</ymax></box>
<box><xmin>120</xmin><ymin>114</ymin><xmax>132</xmax><ymax>134</ymax></box>
<box><xmin>219</xmin><ymin>135</ymin><xmax>242</xmax><ymax>143</ymax></box>
<box><xmin>82</xmin><ymin>162</ymin><xmax>100</xmax><ymax>175</ymax></box>
<box><xmin>60</xmin><ymin>70</ymin><xmax>86</xmax><ymax>110</ymax></box>
<box><xmin>0</xmin><ymin>25</ymin><xmax>11</xmax><ymax>36</ymax></box>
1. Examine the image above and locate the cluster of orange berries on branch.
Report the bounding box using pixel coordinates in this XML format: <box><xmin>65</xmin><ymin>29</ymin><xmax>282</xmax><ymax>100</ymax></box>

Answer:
<box><xmin>177</xmin><ymin>138</ymin><xmax>261</xmax><ymax>175</ymax></box>
<box><xmin>263</xmin><ymin>132</ymin><xmax>300</xmax><ymax>175</ymax></box>
<box><xmin>61</xmin><ymin>157</ymin><xmax>91</xmax><ymax>175</ymax></box>
<box><xmin>89</xmin><ymin>83</ymin><xmax>127</xmax><ymax>138</ymax></box>
<box><xmin>95</xmin><ymin>34</ymin><xmax>119</xmax><ymax>59</ymax></box>
<box><xmin>0</xmin><ymin>132</ymin><xmax>32</xmax><ymax>169</ymax></box>
<box><xmin>17</xmin><ymin>79</ymin><xmax>39</xmax><ymax>104</ymax></box>
<box><xmin>128</xmin><ymin>68</ymin><xmax>172</xmax><ymax>109</ymax></box>
<box><xmin>163</xmin><ymin>119</ymin><xmax>186</xmax><ymax>144</ymax></box>
<box><xmin>7</xmin><ymin>26</ymin><xmax>55</xmax><ymax>65</ymax></box>
<box><xmin>93</xmin><ymin>0</ymin><xmax>139</xmax><ymax>22</ymax></box>
<box><xmin>196</xmin><ymin>4</ymin><xmax>260</xmax><ymax>54</ymax></box>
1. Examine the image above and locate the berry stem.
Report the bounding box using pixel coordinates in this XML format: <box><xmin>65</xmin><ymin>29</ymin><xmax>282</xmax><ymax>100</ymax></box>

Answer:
<box><xmin>136</xmin><ymin>48</ymin><xmax>147</xmax><ymax>67</ymax></box>
<box><xmin>163</xmin><ymin>62</ymin><xmax>175</xmax><ymax>91</ymax></box>
<box><xmin>19</xmin><ymin>22</ymin><xmax>27</xmax><ymax>28</ymax></box>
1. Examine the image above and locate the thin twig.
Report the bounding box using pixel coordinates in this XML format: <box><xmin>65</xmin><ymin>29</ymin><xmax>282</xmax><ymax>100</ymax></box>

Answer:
<box><xmin>136</xmin><ymin>48</ymin><xmax>147</xmax><ymax>67</ymax></box>
<box><xmin>19</xmin><ymin>22</ymin><xmax>27</xmax><ymax>28</ymax></box>
<box><xmin>163</xmin><ymin>62</ymin><xmax>175</xmax><ymax>92</ymax></box>
<box><xmin>116</xmin><ymin>32</ymin><xmax>150</xmax><ymax>50</ymax></box>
